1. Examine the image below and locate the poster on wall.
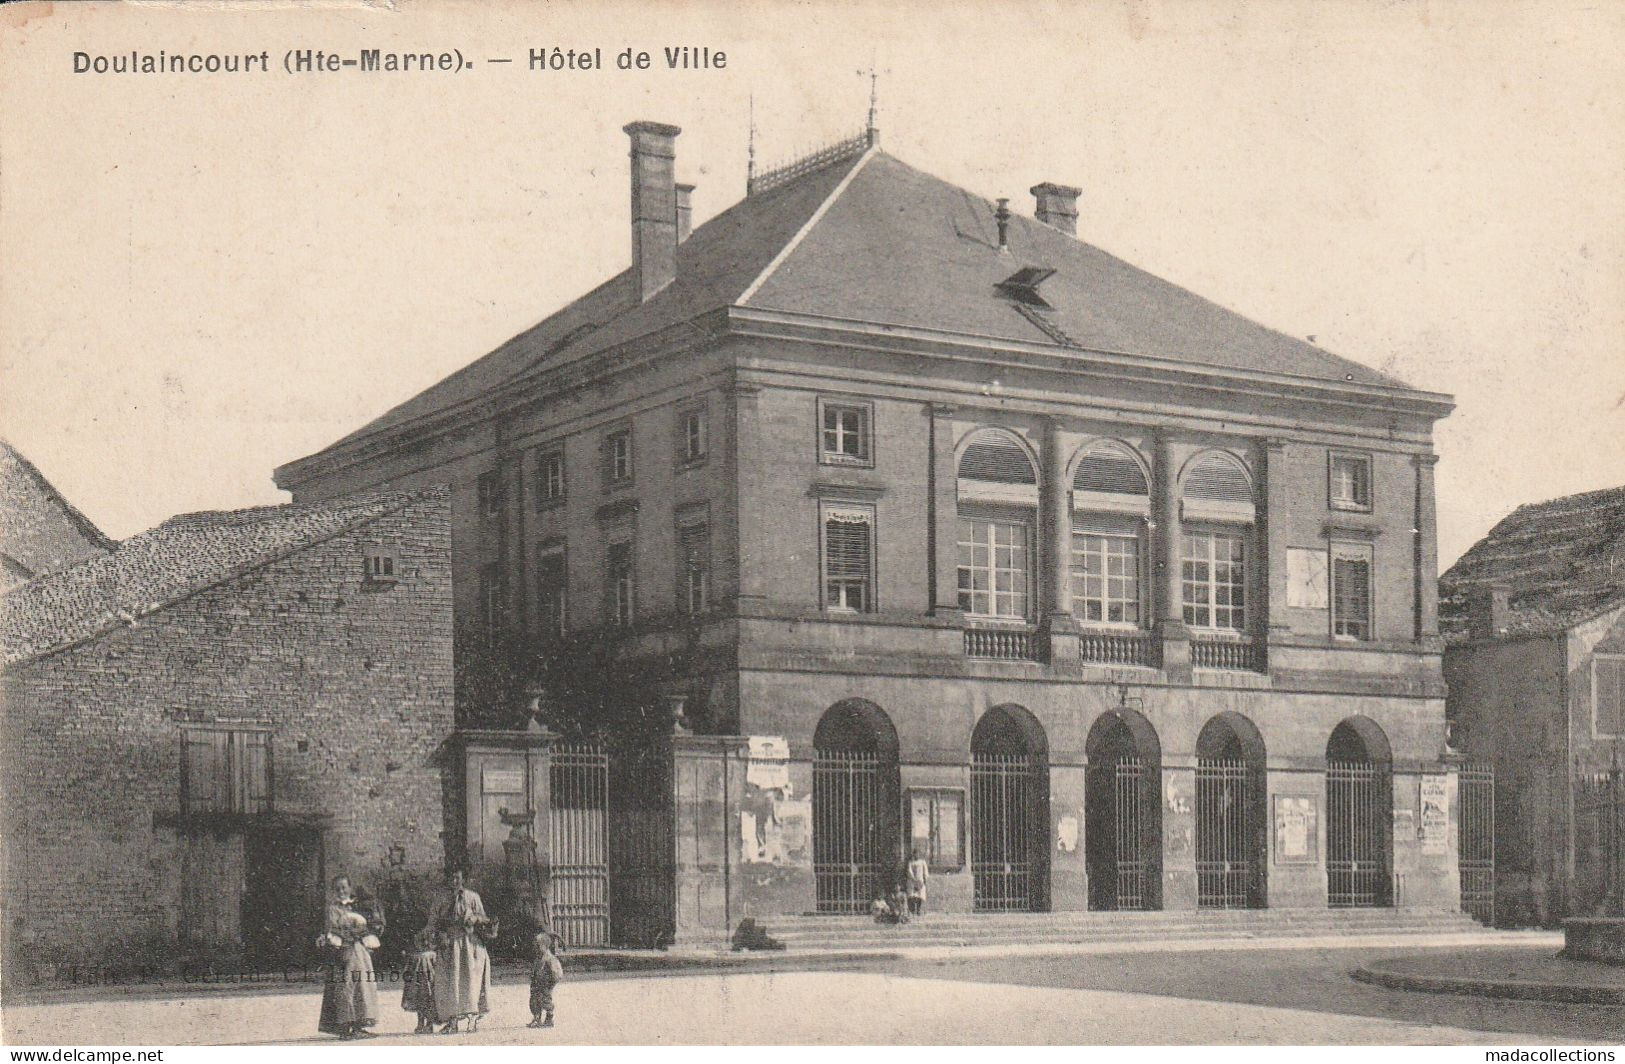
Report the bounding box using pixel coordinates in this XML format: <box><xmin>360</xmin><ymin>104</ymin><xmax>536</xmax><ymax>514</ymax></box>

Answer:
<box><xmin>1420</xmin><ymin>774</ymin><xmax>1450</xmax><ymax>853</ymax></box>
<box><xmin>1273</xmin><ymin>795</ymin><xmax>1319</xmax><ymax>864</ymax></box>
<box><xmin>746</xmin><ymin>735</ymin><xmax>791</xmax><ymax>791</ymax></box>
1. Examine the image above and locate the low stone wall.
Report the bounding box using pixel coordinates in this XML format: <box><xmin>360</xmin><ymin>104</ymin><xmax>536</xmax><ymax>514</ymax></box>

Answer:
<box><xmin>1562</xmin><ymin>917</ymin><xmax>1625</xmax><ymax>965</ymax></box>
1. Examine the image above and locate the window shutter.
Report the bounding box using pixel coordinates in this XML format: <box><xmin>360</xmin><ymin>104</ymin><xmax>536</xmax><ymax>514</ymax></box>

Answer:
<box><xmin>679</xmin><ymin>522</ymin><xmax>709</xmax><ymax>572</ymax></box>
<box><xmin>959</xmin><ymin>434</ymin><xmax>1036</xmax><ymax>484</ymax></box>
<box><xmin>1184</xmin><ymin>454</ymin><xmax>1253</xmax><ymax>503</ymax></box>
<box><xmin>1074</xmin><ymin>442</ymin><xmax>1149</xmax><ymax>495</ymax></box>
<box><xmin>825</xmin><ymin>511</ymin><xmax>872</xmax><ymax>580</ymax></box>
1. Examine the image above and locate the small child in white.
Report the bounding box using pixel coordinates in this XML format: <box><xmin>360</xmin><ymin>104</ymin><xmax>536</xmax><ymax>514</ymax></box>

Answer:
<box><xmin>527</xmin><ymin>932</ymin><xmax>563</xmax><ymax>1029</ymax></box>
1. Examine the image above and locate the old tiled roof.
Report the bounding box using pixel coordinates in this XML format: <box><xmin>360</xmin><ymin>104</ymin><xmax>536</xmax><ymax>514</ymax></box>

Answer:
<box><xmin>1</xmin><ymin>488</ymin><xmax>440</xmax><ymax>668</ymax></box>
<box><xmin>281</xmin><ymin>140</ymin><xmax>1438</xmax><ymax>480</ymax></box>
<box><xmin>0</xmin><ymin>441</ymin><xmax>113</xmax><ymax>590</ymax></box>
<box><xmin>1439</xmin><ymin>484</ymin><xmax>1625</xmax><ymax>641</ymax></box>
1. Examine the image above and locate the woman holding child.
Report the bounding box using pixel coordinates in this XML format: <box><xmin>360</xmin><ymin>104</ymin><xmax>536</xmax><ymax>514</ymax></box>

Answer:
<box><xmin>316</xmin><ymin>875</ymin><xmax>381</xmax><ymax>1040</ymax></box>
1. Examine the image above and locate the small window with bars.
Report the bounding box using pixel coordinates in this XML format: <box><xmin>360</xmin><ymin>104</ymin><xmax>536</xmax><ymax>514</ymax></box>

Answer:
<box><xmin>1594</xmin><ymin>656</ymin><xmax>1624</xmax><ymax>737</ymax></box>
<box><xmin>479</xmin><ymin>562</ymin><xmax>505</xmax><ymax>638</ymax></box>
<box><xmin>819</xmin><ymin>400</ymin><xmax>872</xmax><ymax>466</ymax></box>
<box><xmin>362</xmin><ymin>549</ymin><xmax>399</xmax><ymax>584</ymax></box>
<box><xmin>1329</xmin><ymin>452</ymin><xmax>1373</xmax><ymax>512</ymax></box>
<box><xmin>958</xmin><ymin>514</ymin><xmax>1032</xmax><ymax>620</ymax></box>
<box><xmin>1182</xmin><ymin>529</ymin><xmax>1247</xmax><ymax>631</ymax></box>
<box><xmin>821</xmin><ymin>504</ymin><xmax>874</xmax><ymax>612</ymax></box>
<box><xmin>678</xmin><ymin>406</ymin><xmax>708</xmax><ymax>465</ymax></box>
<box><xmin>182</xmin><ymin>727</ymin><xmax>271</xmax><ymax>815</ymax></box>
<box><xmin>536</xmin><ymin>543</ymin><xmax>566</xmax><ymax>637</ymax></box>
<box><xmin>1331</xmin><ymin>543</ymin><xmax>1373</xmax><ymax>640</ymax></box>
<box><xmin>677</xmin><ymin>518</ymin><xmax>710</xmax><ymax>615</ymax></box>
<box><xmin>537</xmin><ymin>449</ymin><xmax>565</xmax><ymax>505</ymax></box>
<box><xmin>477</xmin><ymin>470</ymin><xmax>503</xmax><ymax>522</ymax></box>
<box><xmin>605</xmin><ymin>429</ymin><xmax>633</xmax><ymax>485</ymax></box>
<box><xmin>606</xmin><ymin>537</ymin><xmax>635</xmax><ymax>626</ymax></box>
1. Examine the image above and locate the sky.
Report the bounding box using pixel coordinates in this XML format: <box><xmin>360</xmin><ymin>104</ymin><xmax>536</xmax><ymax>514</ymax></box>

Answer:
<box><xmin>2</xmin><ymin>0</ymin><xmax>1621</xmax><ymax>570</ymax></box>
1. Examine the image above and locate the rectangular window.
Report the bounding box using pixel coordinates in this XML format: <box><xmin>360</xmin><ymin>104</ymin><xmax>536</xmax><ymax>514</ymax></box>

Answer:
<box><xmin>182</xmin><ymin>728</ymin><xmax>271</xmax><ymax>815</ymax></box>
<box><xmin>679</xmin><ymin>406</ymin><xmax>707</xmax><ymax>465</ymax></box>
<box><xmin>479</xmin><ymin>562</ymin><xmax>504</xmax><ymax>637</ymax></box>
<box><xmin>1331</xmin><ymin>543</ymin><xmax>1373</xmax><ymax>640</ymax></box>
<box><xmin>1070</xmin><ymin>519</ymin><xmax>1141</xmax><ymax>625</ymax></box>
<box><xmin>536</xmin><ymin>543</ymin><xmax>566</xmax><ymax>637</ymax></box>
<box><xmin>822</xmin><ymin>504</ymin><xmax>874</xmax><ymax>612</ymax></box>
<box><xmin>477</xmin><ymin>470</ymin><xmax>502</xmax><ymax>522</ymax></box>
<box><xmin>606</xmin><ymin>538</ymin><xmax>635</xmax><ymax>626</ymax></box>
<box><xmin>1182</xmin><ymin>529</ymin><xmax>1247</xmax><ymax>631</ymax></box>
<box><xmin>1594</xmin><ymin>656</ymin><xmax>1624</xmax><ymax>737</ymax></box>
<box><xmin>677</xmin><ymin>519</ymin><xmax>710</xmax><ymax>615</ymax></box>
<box><xmin>605</xmin><ymin>429</ymin><xmax>633</xmax><ymax>485</ymax></box>
<box><xmin>958</xmin><ymin>515</ymin><xmax>1031</xmax><ymax>620</ymax></box>
<box><xmin>819</xmin><ymin>400</ymin><xmax>872</xmax><ymax>465</ymax></box>
<box><xmin>537</xmin><ymin>450</ymin><xmax>565</xmax><ymax>504</ymax></box>
<box><xmin>1329</xmin><ymin>452</ymin><xmax>1373</xmax><ymax>511</ymax></box>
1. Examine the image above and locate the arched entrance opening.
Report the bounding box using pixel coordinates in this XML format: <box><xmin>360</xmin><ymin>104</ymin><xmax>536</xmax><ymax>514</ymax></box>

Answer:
<box><xmin>1326</xmin><ymin>717</ymin><xmax>1393</xmax><ymax>908</ymax></box>
<box><xmin>813</xmin><ymin>700</ymin><xmax>901</xmax><ymax>914</ymax></box>
<box><xmin>1085</xmin><ymin>709</ymin><xmax>1162</xmax><ymax>910</ymax></box>
<box><xmin>971</xmin><ymin>705</ymin><xmax>1050</xmax><ymax>912</ymax></box>
<box><xmin>1195</xmin><ymin>713</ymin><xmax>1268</xmax><ymax>909</ymax></box>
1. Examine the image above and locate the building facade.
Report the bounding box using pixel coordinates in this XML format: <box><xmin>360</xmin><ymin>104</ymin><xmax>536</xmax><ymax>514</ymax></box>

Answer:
<box><xmin>277</xmin><ymin>122</ymin><xmax>1460</xmax><ymax>941</ymax></box>
<box><xmin>1442</xmin><ymin>486</ymin><xmax>1625</xmax><ymax>926</ymax></box>
<box><xmin>0</xmin><ymin>488</ymin><xmax>454</xmax><ymax>980</ymax></box>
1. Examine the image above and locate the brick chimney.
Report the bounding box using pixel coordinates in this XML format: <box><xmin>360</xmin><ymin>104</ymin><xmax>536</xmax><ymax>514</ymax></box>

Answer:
<box><xmin>624</xmin><ymin>121</ymin><xmax>682</xmax><ymax>301</ymax></box>
<box><xmin>1030</xmin><ymin>182</ymin><xmax>1081</xmax><ymax>236</ymax></box>
<box><xmin>675</xmin><ymin>183</ymin><xmax>695</xmax><ymax>244</ymax></box>
<box><xmin>1467</xmin><ymin>584</ymin><xmax>1512</xmax><ymax>640</ymax></box>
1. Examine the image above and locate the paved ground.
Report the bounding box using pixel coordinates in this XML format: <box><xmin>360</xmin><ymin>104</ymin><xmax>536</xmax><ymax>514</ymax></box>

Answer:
<box><xmin>4</xmin><ymin>939</ymin><xmax>1620</xmax><ymax>1045</ymax></box>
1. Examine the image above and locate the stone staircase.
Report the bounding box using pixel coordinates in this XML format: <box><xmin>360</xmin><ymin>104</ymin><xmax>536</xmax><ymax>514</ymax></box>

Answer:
<box><xmin>754</xmin><ymin>907</ymin><xmax>1486</xmax><ymax>951</ymax></box>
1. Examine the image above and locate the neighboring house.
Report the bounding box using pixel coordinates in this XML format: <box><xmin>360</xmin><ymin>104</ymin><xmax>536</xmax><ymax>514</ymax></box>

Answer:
<box><xmin>0</xmin><ymin>488</ymin><xmax>453</xmax><ymax>980</ymax></box>
<box><xmin>0</xmin><ymin>440</ymin><xmax>113</xmax><ymax>591</ymax></box>
<box><xmin>1442</xmin><ymin>486</ymin><xmax>1625</xmax><ymax>926</ymax></box>
<box><xmin>277</xmin><ymin>120</ymin><xmax>1459</xmax><ymax>943</ymax></box>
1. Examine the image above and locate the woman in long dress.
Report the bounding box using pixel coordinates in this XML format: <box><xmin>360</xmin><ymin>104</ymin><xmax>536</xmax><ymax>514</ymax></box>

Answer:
<box><xmin>424</xmin><ymin>868</ymin><xmax>492</xmax><ymax>1034</ymax></box>
<box><xmin>317</xmin><ymin>875</ymin><xmax>381</xmax><ymax>1039</ymax></box>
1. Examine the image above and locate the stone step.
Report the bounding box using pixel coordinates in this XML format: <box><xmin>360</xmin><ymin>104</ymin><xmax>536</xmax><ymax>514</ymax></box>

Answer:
<box><xmin>755</xmin><ymin>909</ymin><xmax>1482</xmax><ymax>949</ymax></box>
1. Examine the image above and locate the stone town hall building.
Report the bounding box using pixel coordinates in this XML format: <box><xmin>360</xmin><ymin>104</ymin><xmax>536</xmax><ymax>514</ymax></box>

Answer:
<box><xmin>277</xmin><ymin>121</ymin><xmax>1461</xmax><ymax>942</ymax></box>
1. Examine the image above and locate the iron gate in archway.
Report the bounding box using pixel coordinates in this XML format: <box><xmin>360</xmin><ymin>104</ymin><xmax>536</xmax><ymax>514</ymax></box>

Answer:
<box><xmin>549</xmin><ymin>742</ymin><xmax>610</xmax><ymax>946</ymax></box>
<box><xmin>1456</xmin><ymin>762</ymin><xmax>1495</xmax><ymax>924</ymax></box>
<box><xmin>971</xmin><ymin>752</ymin><xmax>1040</xmax><ymax>911</ymax></box>
<box><xmin>1327</xmin><ymin>760</ymin><xmax>1391</xmax><ymax>908</ymax></box>
<box><xmin>1195</xmin><ymin>758</ymin><xmax>1260</xmax><ymax>909</ymax></box>
<box><xmin>813</xmin><ymin>750</ymin><xmax>887</xmax><ymax>913</ymax></box>
<box><xmin>1113</xmin><ymin>756</ymin><xmax>1149</xmax><ymax>910</ymax></box>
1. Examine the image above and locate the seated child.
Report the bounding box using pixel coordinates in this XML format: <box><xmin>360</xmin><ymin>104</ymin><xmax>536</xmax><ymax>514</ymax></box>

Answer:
<box><xmin>528</xmin><ymin>931</ymin><xmax>564</xmax><ymax>1029</ymax></box>
<box><xmin>402</xmin><ymin>928</ymin><xmax>437</xmax><ymax>1033</ymax></box>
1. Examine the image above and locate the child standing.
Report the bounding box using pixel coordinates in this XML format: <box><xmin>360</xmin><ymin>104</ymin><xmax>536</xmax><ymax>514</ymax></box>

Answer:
<box><xmin>402</xmin><ymin>928</ymin><xmax>438</xmax><ymax>1034</ymax></box>
<box><xmin>906</xmin><ymin>851</ymin><xmax>930</xmax><ymax>917</ymax></box>
<box><xmin>527</xmin><ymin>932</ymin><xmax>563</xmax><ymax>1029</ymax></box>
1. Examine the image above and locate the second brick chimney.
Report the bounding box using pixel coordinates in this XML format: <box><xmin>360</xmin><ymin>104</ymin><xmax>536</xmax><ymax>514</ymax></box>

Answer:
<box><xmin>1030</xmin><ymin>182</ymin><xmax>1081</xmax><ymax>236</ymax></box>
<box><xmin>624</xmin><ymin>121</ymin><xmax>682</xmax><ymax>301</ymax></box>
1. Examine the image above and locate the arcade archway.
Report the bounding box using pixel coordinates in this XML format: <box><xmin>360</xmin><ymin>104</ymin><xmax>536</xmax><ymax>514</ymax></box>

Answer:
<box><xmin>812</xmin><ymin>700</ymin><xmax>901</xmax><ymax>914</ymax></box>
<box><xmin>1326</xmin><ymin>717</ymin><xmax>1393</xmax><ymax>908</ymax></box>
<box><xmin>1085</xmin><ymin>709</ymin><xmax>1162</xmax><ymax>910</ymax></box>
<box><xmin>971</xmin><ymin>705</ymin><xmax>1049</xmax><ymax>912</ymax></box>
<box><xmin>1195</xmin><ymin>713</ymin><xmax>1267</xmax><ymax>909</ymax></box>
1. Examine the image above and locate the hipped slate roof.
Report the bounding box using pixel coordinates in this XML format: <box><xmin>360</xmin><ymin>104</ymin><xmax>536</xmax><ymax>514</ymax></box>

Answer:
<box><xmin>0</xmin><ymin>440</ymin><xmax>114</xmax><ymax>590</ymax></box>
<box><xmin>284</xmin><ymin>141</ymin><xmax>1432</xmax><ymax>478</ymax></box>
<box><xmin>1</xmin><ymin>487</ymin><xmax>441</xmax><ymax>669</ymax></box>
<box><xmin>1439</xmin><ymin>485</ymin><xmax>1625</xmax><ymax>642</ymax></box>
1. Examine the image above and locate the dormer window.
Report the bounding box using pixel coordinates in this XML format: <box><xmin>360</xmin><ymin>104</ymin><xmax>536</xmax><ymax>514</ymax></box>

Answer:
<box><xmin>996</xmin><ymin>267</ymin><xmax>1056</xmax><ymax>309</ymax></box>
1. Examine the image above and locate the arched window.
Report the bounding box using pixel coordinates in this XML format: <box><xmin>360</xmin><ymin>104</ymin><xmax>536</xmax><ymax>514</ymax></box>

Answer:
<box><xmin>957</xmin><ymin>429</ymin><xmax>1038</xmax><ymax>624</ymax></box>
<box><xmin>1069</xmin><ymin>441</ymin><xmax>1151</xmax><ymax>645</ymax></box>
<box><xmin>1073</xmin><ymin>439</ymin><xmax>1150</xmax><ymax>498</ymax></box>
<box><xmin>1180</xmin><ymin>451</ymin><xmax>1255</xmax><ymax>635</ymax></box>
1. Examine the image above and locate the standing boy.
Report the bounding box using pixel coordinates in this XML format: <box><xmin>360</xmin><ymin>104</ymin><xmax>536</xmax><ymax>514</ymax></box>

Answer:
<box><xmin>528</xmin><ymin>931</ymin><xmax>563</xmax><ymax>1029</ymax></box>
